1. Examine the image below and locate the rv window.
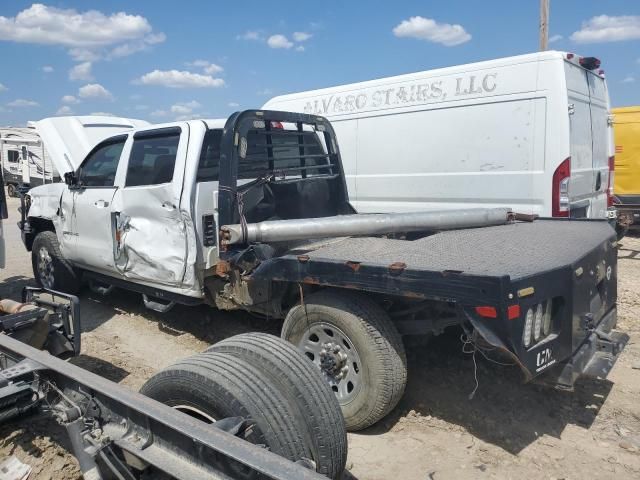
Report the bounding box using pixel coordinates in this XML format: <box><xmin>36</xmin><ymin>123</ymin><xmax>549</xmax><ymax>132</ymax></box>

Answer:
<box><xmin>78</xmin><ymin>140</ymin><xmax>126</xmax><ymax>187</ymax></box>
<box><xmin>126</xmin><ymin>133</ymin><xmax>180</xmax><ymax>187</ymax></box>
<box><xmin>7</xmin><ymin>150</ymin><xmax>19</xmax><ymax>163</ymax></box>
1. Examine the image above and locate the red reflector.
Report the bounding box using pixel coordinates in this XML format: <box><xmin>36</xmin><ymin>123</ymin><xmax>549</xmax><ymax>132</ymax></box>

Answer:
<box><xmin>475</xmin><ymin>306</ymin><xmax>498</xmax><ymax>318</ymax></box>
<box><xmin>566</xmin><ymin>53</ymin><xmax>574</xmax><ymax>59</ymax></box>
<box><xmin>270</xmin><ymin>121</ymin><xmax>284</xmax><ymax>129</ymax></box>
<box><xmin>507</xmin><ymin>305</ymin><xmax>520</xmax><ymax>320</ymax></box>
<box><xmin>607</xmin><ymin>155</ymin><xmax>615</xmax><ymax>207</ymax></box>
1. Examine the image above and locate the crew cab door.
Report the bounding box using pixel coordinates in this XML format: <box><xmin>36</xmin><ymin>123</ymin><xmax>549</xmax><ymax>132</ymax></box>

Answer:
<box><xmin>111</xmin><ymin>125</ymin><xmax>193</xmax><ymax>288</ymax></box>
<box><xmin>63</xmin><ymin>136</ymin><xmax>127</xmax><ymax>272</ymax></box>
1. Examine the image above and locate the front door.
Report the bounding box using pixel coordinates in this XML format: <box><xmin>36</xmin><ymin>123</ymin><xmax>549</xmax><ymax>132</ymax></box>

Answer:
<box><xmin>65</xmin><ymin>136</ymin><xmax>127</xmax><ymax>272</ymax></box>
<box><xmin>111</xmin><ymin>125</ymin><xmax>193</xmax><ymax>289</ymax></box>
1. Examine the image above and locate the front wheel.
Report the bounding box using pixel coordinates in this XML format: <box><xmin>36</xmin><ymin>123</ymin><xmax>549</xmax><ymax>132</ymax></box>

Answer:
<box><xmin>6</xmin><ymin>184</ymin><xmax>17</xmax><ymax>198</ymax></box>
<box><xmin>31</xmin><ymin>231</ymin><xmax>81</xmax><ymax>293</ymax></box>
<box><xmin>282</xmin><ymin>290</ymin><xmax>407</xmax><ymax>431</ymax></box>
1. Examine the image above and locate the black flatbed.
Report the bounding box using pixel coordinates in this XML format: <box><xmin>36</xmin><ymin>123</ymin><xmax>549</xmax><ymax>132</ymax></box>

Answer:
<box><xmin>289</xmin><ymin>220</ymin><xmax>614</xmax><ymax>281</ymax></box>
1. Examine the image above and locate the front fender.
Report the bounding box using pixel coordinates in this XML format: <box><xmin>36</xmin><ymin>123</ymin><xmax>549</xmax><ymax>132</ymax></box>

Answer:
<box><xmin>27</xmin><ymin>183</ymin><xmax>65</xmax><ymax>220</ymax></box>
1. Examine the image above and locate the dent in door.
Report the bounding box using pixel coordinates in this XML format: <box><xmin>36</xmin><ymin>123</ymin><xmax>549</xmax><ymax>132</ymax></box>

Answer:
<box><xmin>113</xmin><ymin>188</ymin><xmax>190</xmax><ymax>286</ymax></box>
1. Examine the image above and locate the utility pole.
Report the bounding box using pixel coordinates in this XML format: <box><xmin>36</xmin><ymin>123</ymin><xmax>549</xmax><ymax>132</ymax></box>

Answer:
<box><xmin>539</xmin><ymin>0</ymin><xmax>549</xmax><ymax>51</ymax></box>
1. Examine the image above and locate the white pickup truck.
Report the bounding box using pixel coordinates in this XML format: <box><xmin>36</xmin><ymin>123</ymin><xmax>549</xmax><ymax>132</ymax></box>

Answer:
<box><xmin>20</xmin><ymin>111</ymin><xmax>625</xmax><ymax>431</ymax></box>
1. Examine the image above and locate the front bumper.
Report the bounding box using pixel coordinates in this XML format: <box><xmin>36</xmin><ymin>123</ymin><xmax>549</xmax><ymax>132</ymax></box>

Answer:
<box><xmin>537</xmin><ymin>307</ymin><xmax>628</xmax><ymax>390</ymax></box>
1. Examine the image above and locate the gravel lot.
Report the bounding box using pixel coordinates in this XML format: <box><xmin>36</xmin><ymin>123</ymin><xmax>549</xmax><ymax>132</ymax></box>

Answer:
<box><xmin>1</xmin><ymin>194</ymin><xmax>639</xmax><ymax>479</ymax></box>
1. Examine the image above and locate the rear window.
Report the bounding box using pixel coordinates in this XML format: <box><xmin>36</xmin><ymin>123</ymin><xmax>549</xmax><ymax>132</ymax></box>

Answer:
<box><xmin>196</xmin><ymin>127</ymin><xmax>333</xmax><ymax>182</ymax></box>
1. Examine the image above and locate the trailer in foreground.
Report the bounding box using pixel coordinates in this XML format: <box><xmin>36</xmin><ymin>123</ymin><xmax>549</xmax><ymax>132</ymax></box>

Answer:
<box><xmin>0</xmin><ymin>289</ymin><xmax>347</xmax><ymax>479</ymax></box>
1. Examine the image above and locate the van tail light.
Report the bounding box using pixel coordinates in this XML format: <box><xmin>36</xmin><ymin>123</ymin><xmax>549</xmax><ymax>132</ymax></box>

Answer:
<box><xmin>607</xmin><ymin>156</ymin><xmax>615</xmax><ymax>207</ymax></box>
<box><xmin>552</xmin><ymin>157</ymin><xmax>571</xmax><ymax>217</ymax></box>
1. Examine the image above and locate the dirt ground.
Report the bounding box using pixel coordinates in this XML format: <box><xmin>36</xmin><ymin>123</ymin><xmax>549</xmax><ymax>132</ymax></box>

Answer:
<box><xmin>1</xmin><ymin>194</ymin><xmax>639</xmax><ymax>480</ymax></box>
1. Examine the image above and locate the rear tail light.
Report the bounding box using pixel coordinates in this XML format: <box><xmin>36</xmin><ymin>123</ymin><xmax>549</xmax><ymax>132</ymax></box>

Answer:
<box><xmin>607</xmin><ymin>156</ymin><xmax>615</xmax><ymax>207</ymax></box>
<box><xmin>566</xmin><ymin>53</ymin><xmax>575</xmax><ymax>60</ymax></box>
<box><xmin>523</xmin><ymin>308</ymin><xmax>534</xmax><ymax>348</ymax></box>
<box><xmin>523</xmin><ymin>300</ymin><xmax>555</xmax><ymax>348</ymax></box>
<box><xmin>552</xmin><ymin>157</ymin><xmax>571</xmax><ymax>217</ymax></box>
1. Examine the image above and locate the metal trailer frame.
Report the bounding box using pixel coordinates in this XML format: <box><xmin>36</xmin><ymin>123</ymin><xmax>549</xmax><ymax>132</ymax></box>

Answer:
<box><xmin>0</xmin><ymin>291</ymin><xmax>327</xmax><ymax>480</ymax></box>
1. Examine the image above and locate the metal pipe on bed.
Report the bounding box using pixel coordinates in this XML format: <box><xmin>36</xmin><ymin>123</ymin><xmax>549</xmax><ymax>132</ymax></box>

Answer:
<box><xmin>220</xmin><ymin>208</ymin><xmax>513</xmax><ymax>245</ymax></box>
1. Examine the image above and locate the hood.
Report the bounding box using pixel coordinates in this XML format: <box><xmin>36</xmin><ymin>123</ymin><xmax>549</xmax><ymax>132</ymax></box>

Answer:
<box><xmin>32</xmin><ymin>116</ymin><xmax>150</xmax><ymax>175</ymax></box>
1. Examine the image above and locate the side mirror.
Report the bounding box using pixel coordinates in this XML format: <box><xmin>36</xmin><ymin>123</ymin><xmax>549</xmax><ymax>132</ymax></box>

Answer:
<box><xmin>64</xmin><ymin>171</ymin><xmax>77</xmax><ymax>187</ymax></box>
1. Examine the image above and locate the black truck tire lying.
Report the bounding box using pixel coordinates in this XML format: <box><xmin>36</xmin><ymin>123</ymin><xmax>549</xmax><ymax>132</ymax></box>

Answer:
<box><xmin>140</xmin><ymin>347</ymin><xmax>340</xmax><ymax>477</ymax></box>
<box><xmin>31</xmin><ymin>231</ymin><xmax>81</xmax><ymax>293</ymax></box>
<box><xmin>282</xmin><ymin>290</ymin><xmax>407</xmax><ymax>431</ymax></box>
<box><xmin>208</xmin><ymin>333</ymin><xmax>347</xmax><ymax>479</ymax></box>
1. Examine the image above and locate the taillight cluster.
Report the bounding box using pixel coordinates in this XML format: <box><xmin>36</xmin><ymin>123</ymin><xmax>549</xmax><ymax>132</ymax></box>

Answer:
<box><xmin>552</xmin><ymin>157</ymin><xmax>571</xmax><ymax>217</ymax></box>
<box><xmin>522</xmin><ymin>300</ymin><xmax>553</xmax><ymax>348</ymax></box>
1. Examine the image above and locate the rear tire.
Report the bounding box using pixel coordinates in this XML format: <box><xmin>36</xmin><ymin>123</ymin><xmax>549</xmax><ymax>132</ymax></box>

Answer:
<box><xmin>140</xmin><ymin>348</ymin><xmax>319</xmax><ymax>473</ymax></box>
<box><xmin>282</xmin><ymin>290</ymin><xmax>407</xmax><ymax>431</ymax></box>
<box><xmin>208</xmin><ymin>333</ymin><xmax>347</xmax><ymax>479</ymax></box>
<box><xmin>31</xmin><ymin>231</ymin><xmax>81</xmax><ymax>293</ymax></box>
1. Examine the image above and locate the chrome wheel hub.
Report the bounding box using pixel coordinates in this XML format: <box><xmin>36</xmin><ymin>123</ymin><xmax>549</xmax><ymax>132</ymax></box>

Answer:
<box><xmin>37</xmin><ymin>247</ymin><xmax>55</xmax><ymax>289</ymax></box>
<box><xmin>299</xmin><ymin>323</ymin><xmax>362</xmax><ymax>404</ymax></box>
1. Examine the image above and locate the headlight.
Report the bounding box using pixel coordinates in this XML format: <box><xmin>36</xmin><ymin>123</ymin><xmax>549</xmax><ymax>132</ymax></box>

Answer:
<box><xmin>523</xmin><ymin>308</ymin><xmax>533</xmax><ymax>348</ymax></box>
<box><xmin>542</xmin><ymin>299</ymin><xmax>552</xmax><ymax>336</ymax></box>
<box><xmin>533</xmin><ymin>303</ymin><xmax>544</xmax><ymax>341</ymax></box>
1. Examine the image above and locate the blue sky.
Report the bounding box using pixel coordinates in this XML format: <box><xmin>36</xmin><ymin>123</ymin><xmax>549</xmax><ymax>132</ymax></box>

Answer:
<box><xmin>0</xmin><ymin>1</ymin><xmax>638</xmax><ymax>125</ymax></box>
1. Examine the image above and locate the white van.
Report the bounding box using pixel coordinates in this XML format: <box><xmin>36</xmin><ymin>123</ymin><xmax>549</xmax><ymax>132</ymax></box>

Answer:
<box><xmin>263</xmin><ymin>51</ymin><xmax>614</xmax><ymax>219</ymax></box>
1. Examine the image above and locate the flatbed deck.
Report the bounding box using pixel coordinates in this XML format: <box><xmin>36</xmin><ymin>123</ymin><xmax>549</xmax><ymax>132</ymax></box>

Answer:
<box><xmin>293</xmin><ymin>220</ymin><xmax>615</xmax><ymax>281</ymax></box>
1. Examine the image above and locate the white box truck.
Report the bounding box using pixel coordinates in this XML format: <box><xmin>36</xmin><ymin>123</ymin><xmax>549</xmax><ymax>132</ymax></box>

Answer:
<box><xmin>263</xmin><ymin>51</ymin><xmax>614</xmax><ymax>219</ymax></box>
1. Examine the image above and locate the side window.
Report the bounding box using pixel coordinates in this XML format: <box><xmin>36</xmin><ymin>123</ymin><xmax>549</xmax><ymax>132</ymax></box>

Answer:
<box><xmin>196</xmin><ymin>129</ymin><xmax>222</xmax><ymax>182</ymax></box>
<box><xmin>78</xmin><ymin>138</ymin><xmax>126</xmax><ymax>187</ymax></box>
<box><xmin>126</xmin><ymin>132</ymin><xmax>180</xmax><ymax>187</ymax></box>
<box><xmin>7</xmin><ymin>150</ymin><xmax>19</xmax><ymax>163</ymax></box>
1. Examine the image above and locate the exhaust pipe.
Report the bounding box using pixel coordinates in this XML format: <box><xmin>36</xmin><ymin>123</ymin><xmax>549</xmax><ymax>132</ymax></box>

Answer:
<box><xmin>221</xmin><ymin>208</ymin><xmax>513</xmax><ymax>245</ymax></box>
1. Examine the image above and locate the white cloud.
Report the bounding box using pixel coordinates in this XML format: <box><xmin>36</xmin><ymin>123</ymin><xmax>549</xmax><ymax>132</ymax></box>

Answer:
<box><xmin>170</xmin><ymin>101</ymin><xmax>201</xmax><ymax>115</ymax></box>
<box><xmin>69</xmin><ymin>61</ymin><xmax>93</xmax><ymax>81</ymax></box>
<box><xmin>293</xmin><ymin>31</ymin><xmax>312</xmax><ymax>42</ymax></box>
<box><xmin>78</xmin><ymin>83</ymin><xmax>113</xmax><ymax>100</ymax></box>
<box><xmin>150</xmin><ymin>109</ymin><xmax>168</xmax><ymax>117</ymax></box>
<box><xmin>42</xmin><ymin>65</ymin><xmax>54</xmax><ymax>73</ymax></box>
<box><xmin>90</xmin><ymin>112</ymin><xmax>115</xmax><ymax>117</ymax></box>
<box><xmin>186</xmin><ymin>60</ymin><xmax>223</xmax><ymax>75</ymax></box>
<box><xmin>571</xmin><ymin>15</ymin><xmax>640</xmax><ymax>44</ymax></box>
<box><xmin>7</xmin><ymin>98</ymin><xmax>38</xmax><ymax>107</ymax></box>
<box><xmin>228</xmin><ymin>102</ymin><xmax>240</xmax><ymax>107</ymax></box>
<box><xmin>0</xmin><ymin>4</ymin><xmax>165</xmax><ymax>60</ymax></box>
<box><xmin>622</xmin><ymin>76</ymin><xmax>636</xmax><ymax>83</ymax></box>
<box><xmin>130</xmin><ymin>94</ymin><xmax>142</xmax><ymax>100</ymax></box>
<box><xmin>134</xmin><ymin>104</ymin><xmax>148</xmax><ymax>110</ymax></box>
<box><xmin>0</xmin><ymin>83</ymin><xmax>7</xmax><ymax>92</ymax></box>
<box><xmin>237</xmin><ymin>30</ymin><xmax>262</xmax><ymax>41</ymax></box>
<box><xmin>267</xmin><ymin>34</ymin><xmax>293</xmax><ymax>49</ymax></box>
<box><xmin>392</xmin><ymin>16</ymin><xmax>471</xmax><ymax>46</ymax></box>
<box><xmin>295</xmin><ymin>45</ymin><xmax>305</xmax><ymax>52</ymax></box>
<box><xmin>56</xmin><ymin>105</ymin><xmax>73</xmax><ymax>115</ymax></box>
<box><xmin>549</xmin><ymin>34</ymin><xmax>563</xmax><ymax>43</ymax></box>
<box><xmin>134</xmin><ymin>69</ymin><xmax>224</xmax><ymax>88</ymax></box>
<box><xmin>61</xmin><ymin>95</ymin><xmax>79</xmax><ymax>104</ymax></box>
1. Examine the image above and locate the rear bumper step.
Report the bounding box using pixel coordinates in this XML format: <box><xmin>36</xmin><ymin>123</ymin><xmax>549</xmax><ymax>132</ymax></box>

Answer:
<box><xmin>538</xmin><ymin>308</ymin><xmax>628</xmax><ymax>390</ymax></box>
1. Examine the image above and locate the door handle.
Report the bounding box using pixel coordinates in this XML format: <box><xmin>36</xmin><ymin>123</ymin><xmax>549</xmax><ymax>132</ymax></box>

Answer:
<box><xmin>94</xmin><ymin>200</ymin><xmax>109</xmax><ymax>208</ymax></box>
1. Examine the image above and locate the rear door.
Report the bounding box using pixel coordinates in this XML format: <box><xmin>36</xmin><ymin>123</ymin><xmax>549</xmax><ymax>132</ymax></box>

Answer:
<box><xmin>565</xmin><ymin>61</ymin><xmax>594</xmax><ymax>218</ymax></box>
<box><xmin>111</xmin><ymin>125</ymin><xmax>193</xmax><ymax>288</ymax></box>
<box><xmin>587</xmin><ymin>71</ymin><xmax>611</xmax><ymax>219</ymax></box>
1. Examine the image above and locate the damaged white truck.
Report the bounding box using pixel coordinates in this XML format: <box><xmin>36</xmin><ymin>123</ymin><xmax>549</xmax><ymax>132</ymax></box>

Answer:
<box><xmin>20</xmin><ymin>111</ymin><xmax>627</xmax><ymax>431</ymax></box>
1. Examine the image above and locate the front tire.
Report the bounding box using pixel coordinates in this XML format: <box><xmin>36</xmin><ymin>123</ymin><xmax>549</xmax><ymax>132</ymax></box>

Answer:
<box><xmin>6</xmin><ymin>184</ymin><xmax>17</xmax><ymax>198</ymax></box>
<box><xmin>282</xmin><ymin>290</ymin><xmax>407</xmax><ymax>431</ymax></box>
<box><xmin>31</xmin><ymin>231</ymin><xmax>81</xmax><ymax>293</ymax></box>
